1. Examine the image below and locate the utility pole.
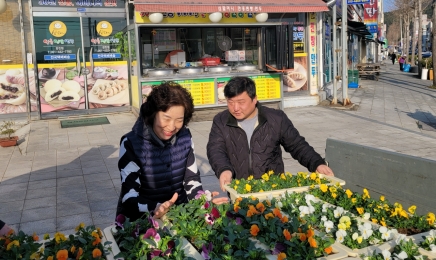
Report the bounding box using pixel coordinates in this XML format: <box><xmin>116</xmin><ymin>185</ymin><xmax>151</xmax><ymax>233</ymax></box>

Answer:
<box><xmin>400</xmin><ymin>15</ymin><xmax>403</xmax><ymax>55</ymax></box>
<box><xmin>341</xmin><ymin>0</ymin><xmax>350</xmax><ymax>105</ymax></box>
<box><xmin>332</xmin><ymin>3</ymin><xmax>338</xmax><ymax>104</ymax></box>
<box><xmin>418</xmin><ymin>0</ymin><xmax>422</xmax><ymax>61</ymax></box>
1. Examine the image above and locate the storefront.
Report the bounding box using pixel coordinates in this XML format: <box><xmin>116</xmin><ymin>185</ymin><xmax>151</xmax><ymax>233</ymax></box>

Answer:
<box><xmin>129</xmin><ymin>0</ymin><xmax>329</xmax><ymax>111</ymax></box>
<box><xmin>0</xmin><ymin>0</ymin><xmax>330</xmax><ymax>120</ymax></box>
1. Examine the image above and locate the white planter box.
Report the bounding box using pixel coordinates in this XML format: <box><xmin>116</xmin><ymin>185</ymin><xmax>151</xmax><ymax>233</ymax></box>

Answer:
<box><xmin>103</xmin><ymin>221</ymin><xmax>203</xmax><ymax>260</ymax></box>
<box><xmin>224</xmin><ymin>173</ymin><xmax>346</xmax><ymax>201</ymax></box>
<box><xmin>406</xmin><ymin>230</ymin><xmax>436</xmax><ymax>260</ymax></box>
<box><xmin>333</xmin><ymin>239</ymin><xmax>396</xmax><ymax>257</ymax></box>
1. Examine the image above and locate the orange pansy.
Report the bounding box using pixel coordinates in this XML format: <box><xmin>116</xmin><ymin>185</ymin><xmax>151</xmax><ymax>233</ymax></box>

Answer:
<box><xmin>250</xmin><ymin>224</ymin><xmax>260</xmax><ymax>236</ymax></box>
<box><xmin>281</xmin><ymin>215</ymin><xmax>289</xmax><ymax>223</ymax></box>
<box><xmin>299</xmin><ymin>233</ymin><xmax>307</xmax><ymax>241</ymax></box>
<box><xmin>265</xmin><ymin>213</ymin><xmax>274</xmax><ymax>220</ymax></box>
<box><xmin>32</xmin><ymin>232</ymin><xmax>39</xmax><ymax>241</ymax></box>
<box><xmin>308</xmin><ymin>236</ymin><xmax>317</xmax><ymax>248</ymax></box>
<box><xmin>92</xmin><ymin>248</ymin><xmax>102</xmax><ymax>258</ymax></box>
<box><xmin>256</xmin><ymin>202</ymin><xmax>266</xmax><ymax>213</ymax></box>
<box><xmin>306</xmin><ymin>229</ymin><xmax>314</xmax><ymax>238</ymax></box>
<box><xmin>283</xmin><ymin>229</ymin><xmax>291</xmax><ymax>240</ymax></box>
<box><xmin>324</xmin><ymin>246</ymin><xmax>333</xmax><ymax>254</ymax></box>
<box><xmin>277</xmin><ymin>252</ymin><xmax>287</xmax><ymax>260</ymax></box>
<box><xmin>56</xmin><ymin>249</ymin><xmax>68</xmax><ymax>260</ymax></box>
<box><xmin>273</xmin><ymin>208</ymin><xmax>282</xmax><ymax>218</ymax></box>
<box><xmin>76</xmin><ymin>247</ymin><xmax>83</xmax><ymax>260</ymax></box>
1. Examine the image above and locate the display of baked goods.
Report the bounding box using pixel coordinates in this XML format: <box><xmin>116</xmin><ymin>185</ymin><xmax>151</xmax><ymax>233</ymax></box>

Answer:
<box><xmin>89</xmin><ymin>79</ymin><xmax>129</xmax><ymax>105</ymax></box>
<box><xmin>0</xmin><ymin>69</ymin><xmax>28</xmax><ymax>106</ymax></box>
<box><xmin>42</xmin><ymin>79</ymin><xmax>82</xmax><ymax>102</ymax></box>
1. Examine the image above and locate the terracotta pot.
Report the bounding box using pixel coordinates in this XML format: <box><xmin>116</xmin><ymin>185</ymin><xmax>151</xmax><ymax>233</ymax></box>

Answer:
<box><xmin>0</xmin><ymin>136</ymin><xmax>18</xmax><ymax>147</ymax></box>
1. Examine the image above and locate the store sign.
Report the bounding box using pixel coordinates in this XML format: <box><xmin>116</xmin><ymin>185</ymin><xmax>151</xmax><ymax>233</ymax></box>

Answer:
<box><xmin>308</xmin><ymin>12</ymin><xmax>317</xmax><ymax>94</ymax></box>
<box><xmin>347</xmin><ymin>0</ymin><xmax>370</xmax><ymax>4</ymax></box>
<box><xmin>49</xmin><ymin>21</ymin><xmax>67</xmax><ymax>37</ymax></box>
<box><xmin>44</xmin><ymin>54</ymin><xmax>76</xmax><ymax>60</ymax></box>
<box><xmin>293</xmin><ymin>21</ymin><xmax>305</xmax><ymax>53</ymax></box>
<box><xmin>32</xmin><ymin>0</ymin><xmax>122</xmax><ymax>8</ymax></box>
<box><xmin>364</xmin><ymin>1</ymin><xmax>378</xmax><ymax>33</ymax></box>
<box><xmin>92</xmin><ymin>53</ymin><xmax>121</xmax><ymax>59</ymax></box>
<box><xmin>135</xmin><ymin>11</ymin><xmax>256</xmax><ymax>24</ymax></box>
<box><xmin>96</xmin><ymin>21</ymin><xmax>113</xmax><ymax>37</ymax></box>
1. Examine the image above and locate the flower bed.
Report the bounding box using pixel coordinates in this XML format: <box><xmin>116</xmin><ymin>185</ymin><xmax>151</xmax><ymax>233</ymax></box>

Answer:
<box><xmin>309</xmin><ymin>185</ymin><xmax>436</xmax><ymax>235</ymax></box>
<box><xmin>225</xmin><ymin>172</ymin><xmax>345</xmax><ymax>201</ymax></box>
<box><xmin>163</xmin><ymin>190</ymin><xmax>347</xmax><ymax>259</ymax></box>
<box><xmin>405</xmin><ymin>230</ymin><xmax>436</xmax><ymax>259</ymax></box>
<box><xmin>0</xmin><ymin>223</ymin><xmax>111</xmax><ymax>259</ymax></box>
<box><xmin>278</xmin><ymin>191</ymin><xmax>398</xmax><ymax>257</ymax></box>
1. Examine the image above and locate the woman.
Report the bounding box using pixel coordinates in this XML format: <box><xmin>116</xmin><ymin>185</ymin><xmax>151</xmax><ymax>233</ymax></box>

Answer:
<box><xmin>116</xmin><ymin>82</ymin><xmax>227</xmax><ymax>221</ymax></box>
<box><xmin>399</xmin><ymin>55</ymin><xmax>405</xmax><ymax>71</ymax></box>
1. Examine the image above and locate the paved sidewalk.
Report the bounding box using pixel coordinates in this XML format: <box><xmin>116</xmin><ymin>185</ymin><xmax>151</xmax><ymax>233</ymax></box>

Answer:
<box><xmin>1</xmin><ymin>62</ymin><xmax>435</xmax><ymax>237</ymax></box>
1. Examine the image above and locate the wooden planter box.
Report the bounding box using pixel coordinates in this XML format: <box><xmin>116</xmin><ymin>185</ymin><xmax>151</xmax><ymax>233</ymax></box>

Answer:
<box><xmin>224</xmin><ymin>173</ymin><xmax>346</xmax><ymax>201</ymax></box>
<box><xmin>406</xmin><ymin>230</ymin><xmax>436</xmax><ymax>260</ymax></box>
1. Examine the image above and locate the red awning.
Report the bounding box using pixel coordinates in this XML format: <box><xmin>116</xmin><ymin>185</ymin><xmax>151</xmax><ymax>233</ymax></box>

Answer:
<box><xmin>134</xmin><ymin>0</ymin><xmax>328</xmax><ymax>13</ymax></box>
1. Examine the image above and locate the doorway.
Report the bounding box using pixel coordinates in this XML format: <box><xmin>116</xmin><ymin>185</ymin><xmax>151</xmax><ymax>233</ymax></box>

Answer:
<box><xmin>33</xmin><ymin>14</ymin><xmax>129</xmax><ymax>118</ymax></box>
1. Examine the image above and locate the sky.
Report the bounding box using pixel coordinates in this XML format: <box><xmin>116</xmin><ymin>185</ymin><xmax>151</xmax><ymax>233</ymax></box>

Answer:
<box><xmin>383</xmin><ymin>0</ymin><xmax>397</xmax><ymax>13</ymax></box>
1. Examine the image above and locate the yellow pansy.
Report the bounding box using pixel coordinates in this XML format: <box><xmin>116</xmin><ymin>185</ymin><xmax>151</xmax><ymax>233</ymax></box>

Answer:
<box><xmin>380</xmin><ymin>195</ymin><xmax>385</xmax><ymax>201</ymax></box>
<box><xmin>316</xmin><ymin>177</ymin><xmax>321</xmax><ymax>184</ymax></box>
<box><xmin>338</xmin><ymin>223</ymin><xmax>347</xmax><ymax>230</ymax></box>
<box><xmin>233</xmin><ymin>185</ymin><xmax>238</xmax><ymax>190</ymax></box>
<box><xmin>54</xmin><ymin>232</ymin><xmax>67</xmax><ymax>244</ymax></box>
<box><xmin>371</xmin><ymin>218</ymin><xmax>378</xmax><ymax>224</ymax></box>
<box><xmin>268</xmin><ymin>170</ymin><xmax>274</xmax><ymax>176</ymax></box>
<box><xmin>362</xmin><ymin>188</ymin><xmax>370</xmax><ymax>199</ymax></box>
<box><xmin>280</xmin><ymin>173</ymin><xmax>287</xmax><ymax>180</ymax></box>
<box><xmin>309</xmin><ymin>172</ymin><xmax>317</xmax><ymax>180</ymax></box>
<box><xmin>30</xmin><ymin>252</ymin><xmax>40</xmax><ymax>260</ymax></box>
<box><xmin>245</xmin><ymin>184</ymin><xmax>252</xmax><ymax>192</ymax></box>
<box><xmin>356</xmin><ymin>207</ymin><xmax>364</xmax><ymax>215</ymax></box>
<box><xmin>320</xmin><ymin>184</ymin><xmax>328</xmax><ymax>193</ymax></box>
<box><xmin>408</xmin><ymin>205</ymin><xmax>417</xmax><ymax>215</ymax></box>
<box><xmin>329</xmin><ymin>186</ymin><xmax>337</xmax><ymax>193</ymax></box>
<box><xmin>357</xmin><ymin>236</ymin><xmax>363</xmax><ymax>244</ymax></box>
<box><xmin>427</xmin><ymin>212</ymin><xmax>435</xmax><ymax>225</ymax></box>
<box><xmin>235</xmin><ymin>180</ymin><xmax>240</xmax><ymax>184</ymax></box>
<box><xmin>400</xmin><ymin>209</ymin><xmax>409</xmax><ymax>219</ymax></box>
<box><xmin>351</xmin><ymin>198</ymin><xmax>357</xmax><ymax>204</ymax></box>
<box><xmin>331</xmin><ymin>193</ymin><xmax>337</xmax><ymax>199</ymax></box>
<box><xmin>380</xmin><ymin>219</ymin><xmax>387</xmax><ymax>227</ymax></box>
<box><xmin>310</xmin><ymin>184</ymin><xmax>315</xmax><ymax>189</ymax></box>
<box><xmin>6</xmin><ymin>240</ymin><xmax>19</xmax><ymax>251</ymax></box>
<box><xmin>247</xmin><ymin>175</ymin><xmax>254</xmax><ymax>181</ymax></box>
<box><xmin>345</xmin><ymin>189</ymin><xmax>353</xmax><ymax>198</ymax></box>
<box><xmin>259</xmin><ymin>189</ymin><xmax>264</xmax><ymax>192</ymax></box>
<box><xmin>272</xmin><ymin>184</ymin><xmax>277</xmax><ymax>188</ymax></box>
<box><xmin>75</xmin><ymin>222</ymin><xmax>85</xmax><ymax>231</ymax></box>
<box><xmin>261</xmin><ymin>173</ymin><xmax>269</xmax><ymax>181</ymax></box>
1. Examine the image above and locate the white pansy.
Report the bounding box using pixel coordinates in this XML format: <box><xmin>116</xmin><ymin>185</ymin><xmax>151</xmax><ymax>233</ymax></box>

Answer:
<box><xmin>267</xmin><ymin>194</ymin><xmax>273</xmax><ymax>201</ymax></box>
<box><xmin>276</xmin><ymin>201</ymin><xmax>283</xmax><ymax>208</ymax></box>
<box><xmin>359</xmin><ymin>223</ymin><xmax>373</xmax><ymax>239</ymax></box>
<box><xmin>430</xmin><ymin>244</ymin><xmax>436</xmax><ymax>253</ymax></box>
<box><xmin>321</xmin><ymin>215</ymin><xmax>327</xmax><ymax>222</ymax></box>
<box><xmin>379</xmin><ymin>226</ymin><xmax>392</xmax><ymax>241</ymax></box>
<box><xmin>334</xmin><ymin>207</ymin><xmax>344</xmax><ymax>218</ymax></box>
<box><xmin>427</xmin><ymin>230</ymin><xmax>436</xmax><ymax>243</ymax></box>
<box><xmin>299</xmin><ymin>206</ymin><xmax>310</xmax><ymax>218</ymax></box>
<box><xmin>324</xmin><ymin>220</ymin><xmax>334</xmax><ymax>233</ymax></box>
<box><xmin>395</xmin><ymin>234</ymin><xmax>407</xmax><ymax>245</ymax></box>
<box><xmin>322</xmin><ymin>203</ymin><xmax>329</xmax><ymax>213</ymax></box>
<box><xmin>393</xmin><ymin>251</ymin><xmax>408</xmax><ymax>259</ymax></box>
<box><xmin>352</xmin><ymin>232</ymin><xmax>359</xmax><ymax>240</ymax></box>
<box><xmin>336</xmin><ymin>229</ymin><xmax>347</xmax><ymax>243</ymax></box>
<box><xmin>305</xmin><ymin>194</ymin><xmax>316</xmax><ymax>204</ymax></box>
<box><xmin>363</xmin><ymin>212</ymin><xmax>371</xmax><ymax>220</ymax></box>
<box><xmin>308</xmin><ymin>205</ymin><xmax>315</xmax><ymax>214</ymax></box>
<box><xmin>381</xmin><ymin>249</ymin><xmax>391</xmax><ymax>260</ymax></box>
<box><xmin>414</xmin><ymin>255</ymin><xmax>424</xmax><ymax>260</ymax></box>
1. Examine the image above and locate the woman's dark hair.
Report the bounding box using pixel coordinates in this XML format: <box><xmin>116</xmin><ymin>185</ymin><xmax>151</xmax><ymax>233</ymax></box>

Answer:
<box><xmin>140</xmin><ymin>81</ymin><xmax>194</xmax><ymax>126</ymax></box>
<box><xmin>224</xmin><ymin>76</ymin><xmax>256</xmax><ymax>99</ymax></box>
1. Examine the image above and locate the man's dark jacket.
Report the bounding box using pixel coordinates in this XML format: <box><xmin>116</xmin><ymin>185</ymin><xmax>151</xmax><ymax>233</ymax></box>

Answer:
<box><xmin>207</xmin><ymin>104</ymin><xmax>326</xmax><ymax>179</ymax></box>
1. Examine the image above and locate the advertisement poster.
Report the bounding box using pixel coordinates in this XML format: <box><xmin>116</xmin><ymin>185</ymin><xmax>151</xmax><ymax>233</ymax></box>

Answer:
<box><xmin>86</xmin><ymin>61</ymin><xmax>129</xmax><ymax>109</ymax></box>
<box><xmin>141</xmin><ymin>78</ymin><xmax>215</xmax><ymax>106</ymax></box>
<box><xmin>283</xmin><ymin>56</ymin><xmax>309</xmax><ymax>92</ymax></box>
<box><xmin>0</xmin><ymin>65</ymin><xmax>37</xmax><ymax>114</ymax></box>
<box><xmin>217</xmin><ymin>74</ymin><xmax>281</xmax><ymax>103</ymax></box>
<box><xmin>364</xmin><ymin>0</ymin><xmax>378</xmax><ymax>33</ymax></box>
<box><xmin>38</xmin><ymin>61</ymin><xmax>128</xmax><ymax>112</ymax></box>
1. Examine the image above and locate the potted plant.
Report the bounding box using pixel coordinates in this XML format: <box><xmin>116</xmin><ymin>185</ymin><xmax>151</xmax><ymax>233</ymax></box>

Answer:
<box><xmin>421</xmin><ymin>58</ymin><xmax>430</xmax><ymax>80</ymax></box>
<box><xmin>0</xmin><ymin>120</ymin><xmax>18</xmax><ymax>147</ymax></box>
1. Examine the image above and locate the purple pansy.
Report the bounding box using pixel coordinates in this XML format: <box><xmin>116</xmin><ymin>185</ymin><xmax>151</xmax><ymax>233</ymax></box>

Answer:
<box><xmin>195</xmin><ymin>190</ymin><xmax>212</xmax><ymax>201</ymax></box>
<box><xmin>132</xmin><ymin>223</ymin><xmax>140</xmax><ymax>238</ymax></box>
<box><xmin>211</xmin><ymin>207</ymin><xmax>220</xmax><ymax>219</ymax></box>
<box><xmin>150</xmin><ymin>249</ymin><xmax>162</xmax><ymax>258</ymax></box>
<box><xmin>163</xmin><ymin>240</ymin><xmax>175</xmax><ymax>256</ymax></box>
<box><xmin>202</xmin><ymin>201</ymin><xmax>211</xmax><ymax>209</ymax></box>
<box><xmin>272</xmin><ymin>242</ymin><xmax>286</xmax><ymax>255</ymax></box>
<box><xmin>144</xmin><ymin>228</ymin><xmax>161</xmax><ymax>243</ymax></box>
<box><xmin>115</xmin><ymin>214</ymin><xmax>126</xmax><ymax>229</ymax></box>
<box><xmin>205</xmin><ymin>213</ymin><xmax>215</xmax><ymax>225</ymax></box>
<box><xmin>148</xmin><ymin>215</ymin><xmax>159</xmax><ymax>229</ymax></box>
<box><xmin>201</xmin><ymin>242</ymin><xmax>213</xmax><ymax>260</ymax></box>
<box><xmin>226</xmin><ymin>211</ymin><xmax>235</xmax><ymax>219</ymax></box>
<box><xmin>235</xmin><ymin>217</ymin><xmax>243</xmax><ymax>225</ymax></box>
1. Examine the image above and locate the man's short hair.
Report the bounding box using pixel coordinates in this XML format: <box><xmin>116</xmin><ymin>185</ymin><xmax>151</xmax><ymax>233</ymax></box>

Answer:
<box><xmin>224</xmin><ymin>76</ymin><xmax>256</xmax><ymax>99</ymax></box>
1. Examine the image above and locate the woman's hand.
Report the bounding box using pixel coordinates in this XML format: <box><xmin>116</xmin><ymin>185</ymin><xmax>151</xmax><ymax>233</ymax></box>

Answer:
<box><xmin>210</xmin><ymin>191</ymin><xmax>229</xmax><ymax>205</ymax></box>
<box><xmin>316</xmin><ymin>165</ymin><xmax>334</xmax><ymax>176</ymax></box>
<box><xmin>153</xmin><ymin>193</ymin><xmax>178</xmax><ymax>219</ymax></box>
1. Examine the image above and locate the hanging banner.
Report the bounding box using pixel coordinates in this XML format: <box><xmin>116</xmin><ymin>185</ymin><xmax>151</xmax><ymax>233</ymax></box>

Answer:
<box><xmin>308</xmin><ymin>12</ymin><xmax>317</xmax><ymax>94</ymax></box>
<box><xmin>364</xmin><ymin>1</ymin><xmax>378</xmax><ymax>33</ymax></box>
<box><xmin>293</xmin><ymin>21</ymin><xmax>306</xmax><ymax>53</ymax></box>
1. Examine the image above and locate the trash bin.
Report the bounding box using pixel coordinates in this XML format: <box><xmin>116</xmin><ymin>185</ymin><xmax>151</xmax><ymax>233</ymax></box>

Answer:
<box><xmin>348</xmin><ymin>70</ymin><xmax>359</xmax><ymax>88</ymax></box>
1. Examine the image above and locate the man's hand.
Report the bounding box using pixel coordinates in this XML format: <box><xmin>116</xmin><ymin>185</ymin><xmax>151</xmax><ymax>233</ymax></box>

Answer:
<box><xmin>210</xmin><ymin>191</ymin><xmax>229</xmax><ymax>204</ymax></box>
<box><xmin>219</xmin><ymin>170</ymin><xmax>233</xmax><ymax>192</ymax></box>
<box><xmin>153</xmin><ymin>193</ymin><xmax>178</xmax><ymax>219</ymax></box>
<box><xmin>316</xmin><ymin>165</ymin><xmax>334</xmax><ymax>176</ymax></box>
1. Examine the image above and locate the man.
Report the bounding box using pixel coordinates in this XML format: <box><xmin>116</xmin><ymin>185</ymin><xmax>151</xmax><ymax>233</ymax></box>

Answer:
<box><xmin>391</xmin><ymin>52</ymin><xmax>397</xmax><ymax>65</ymax></box>
<box><xmin>207</xmin><ymin>76</ymin><xmax>334</xmax><ymax>191</ymax></box>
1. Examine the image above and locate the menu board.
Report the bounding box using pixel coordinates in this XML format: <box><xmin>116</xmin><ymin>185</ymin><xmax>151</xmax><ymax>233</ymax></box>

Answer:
<box><xmin>217</xmin><ymin>74</ymin><xmax>281</xmax><ymax>102</ymax></box>
<box><xmin>153</xmin><ymin>29</ymin><xmax>177</xmax><ymax>52</ymax></box>
<box><xmin>141</xmin><ymin>78</ymin><xmax>215</xmax><ymax>106</ymax></box>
